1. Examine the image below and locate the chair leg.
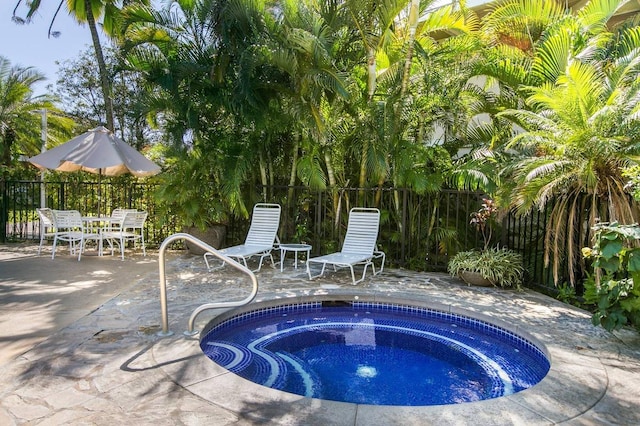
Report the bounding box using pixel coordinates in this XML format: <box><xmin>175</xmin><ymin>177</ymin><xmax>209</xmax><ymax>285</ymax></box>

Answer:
<box><xmin>204</xmin><ymin>252</ymin><xmax>226</xmax><ymax>271</ymax></box>
<box><xmin>51</xmin><ymin>237</ymin><xmax>58</xmax><ymax>260</ymax></box>
<box><xmin>77</xmin><ymin>239</ymin><xmax>84</xmax><ymax>261</ymax></box>
<box><xmin>360</xmin><ymin>263</ymin><xmax>371</xmax><ymax>284</ymax></box>
<box><xmin>120</xmin><ymin>236</ymin><xmax>125</xmax><ymax>260</ymax></box>
<box><xmin>374</xmin><ymin>252</ymin><xmax>385</xmax><ymax>275</ymax></box>
<box><xmin>255</xmin><ymin>256</ymin><xmax>263</xmax><ymax>272</ymax></box>
<box><xmin>307</xmin><ymin>262</ymin><xmax>327</xmax><ymax>279</ymax></box>
<box><xmin>349</xmin><ymin>265</ymin><xmax>356</xmax><ymax>285</ymax></box>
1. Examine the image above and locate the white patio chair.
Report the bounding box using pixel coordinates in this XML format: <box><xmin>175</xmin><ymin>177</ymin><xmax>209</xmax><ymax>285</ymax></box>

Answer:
<box><xmin>36</xmin><ymin>208</ymin><xmax>57</xmax><ymax>255</ymax></box>
<box><xmin>110</xmin><ymin>208</ymin><xmax>138</xmax><ymax>225</ymax></box>
<box><xmin>307</xmin><ymin>207</ymin><xmax>384</xmax><ymax>285</ymax></box>
<box><xmin>204</xmin><ymin>203</ymin><xmax>281</xmax><ymax>272</ymax></box>
<box><xmin>51</xmin><ymin>210</ymin><xmax>101</xmax><ymax>261</ymax></box>
<box><xmin>101</xmin><ymin>211</ymin><xmax>148</xmax><ymax>260</ymax></box>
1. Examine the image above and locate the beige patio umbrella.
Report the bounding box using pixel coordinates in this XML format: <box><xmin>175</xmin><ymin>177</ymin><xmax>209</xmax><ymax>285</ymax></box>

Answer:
<box><xmin>28</xmin><ymin>126</ymin><xmax>161</xmax><ymax>215</ymax></box>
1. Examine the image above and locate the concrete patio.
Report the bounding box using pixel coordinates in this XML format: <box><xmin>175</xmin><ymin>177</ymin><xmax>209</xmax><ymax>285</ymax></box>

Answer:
<box><xmin>0</xmin><ymin>242</ymin><xmax>639</xmax><ymax>425</ymax></box>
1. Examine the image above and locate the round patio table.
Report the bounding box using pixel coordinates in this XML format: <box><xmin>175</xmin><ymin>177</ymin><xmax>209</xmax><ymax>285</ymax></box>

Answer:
<box><xmin>81</xmin><ymin>216</ymin><xmax>116</xmax><ymax>256</ymax></box>
<box><xmin>279</xmin><ymin>243</ymin><xmax>312</xmax><ymax>271</ymax></box>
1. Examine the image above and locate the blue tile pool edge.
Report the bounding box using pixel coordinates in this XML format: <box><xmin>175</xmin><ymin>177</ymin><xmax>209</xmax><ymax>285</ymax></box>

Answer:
<box><xmin>199</xmin><ymin>294</ymin><xmax>551</xmax><ymax>370</ymax></box>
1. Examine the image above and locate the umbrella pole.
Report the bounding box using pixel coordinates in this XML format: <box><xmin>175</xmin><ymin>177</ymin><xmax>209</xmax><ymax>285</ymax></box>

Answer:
<box><xmin>98</xmin><ymin>169</ymin><xmax>102</xmax><ymax>217</ymax></box>
<box><xmin>40</xmin><ymin>109</ymin><xmax>47</xmax><ymax>208</ymax></box>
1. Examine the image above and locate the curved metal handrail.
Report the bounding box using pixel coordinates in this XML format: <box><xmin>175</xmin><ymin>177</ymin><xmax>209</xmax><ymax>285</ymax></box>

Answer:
<box><xmin>157</xmin><ymin>233</ymin><xmax>259</xmax><ymax>337</ymax></box>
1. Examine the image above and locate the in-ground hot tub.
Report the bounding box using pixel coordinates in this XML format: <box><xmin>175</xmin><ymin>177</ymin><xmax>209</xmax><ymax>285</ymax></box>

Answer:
<box><xmin>199</xmin><ymin>296</ymin><xmax>550</xmax><ymax>406</ymax></box>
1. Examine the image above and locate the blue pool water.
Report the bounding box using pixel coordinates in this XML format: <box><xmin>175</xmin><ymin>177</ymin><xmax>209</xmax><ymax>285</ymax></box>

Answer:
<box><xmin>200</xmin><ymin>301</ymin><xmax>550</xmax><ymax>406</ymax></box>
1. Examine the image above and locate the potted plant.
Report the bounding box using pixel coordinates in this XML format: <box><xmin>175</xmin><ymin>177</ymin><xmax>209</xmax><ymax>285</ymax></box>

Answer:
<box><xmin>155</xmin><ymin>151</ymin><xmax>228</xmax><ymax>254</ymax></box>
<box><xmin>447</xmin><ymin>199</ymin><xmax>524</xmax><ymax>289</ymax></box>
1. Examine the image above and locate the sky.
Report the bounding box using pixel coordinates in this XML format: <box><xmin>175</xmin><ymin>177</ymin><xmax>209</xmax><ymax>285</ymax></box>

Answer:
<box><xmin>0</xmin><ymin>1</ymin><xmax>94</xmax><ymax>96</ymax></box>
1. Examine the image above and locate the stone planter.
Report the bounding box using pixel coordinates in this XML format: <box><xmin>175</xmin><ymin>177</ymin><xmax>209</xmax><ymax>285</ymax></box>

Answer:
<box><xmin>459</xmin><ymin>270</ymin><xmax>495</xmax><ymax>287</ymax></box>
<box><xmin>183</xmin><ymin>225</ymin><xmax>227</xmax><ymax>255</ymax></box>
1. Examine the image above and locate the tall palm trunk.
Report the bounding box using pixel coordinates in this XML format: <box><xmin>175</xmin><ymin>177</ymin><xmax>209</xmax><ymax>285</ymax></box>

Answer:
<box><xmin>359</xmin><ymin>139</ymin><xmax>369</xmax><ymax>189</ymax></box>
<box><xmin>367</xmin><ymin>48</ymin><xmax>377</xmax><ymax>102</ymax></box>
<box><xmin>259</xmin><ymin>150</ymin><xmax>268</xmax><ymax>200</ymax></box>
<box><xmin>1</xmin><ymin>129</ymin><xmax>16</xmax><ymax>167</ymax></box>
<box><xmin>287</xmin><ymin>132</ymin><xmax>300</xmax><ymax>205</ymax></box>
<box><xmin>85</xmin><ymin>0</ymin><xmax>115</xmax><ymax>131</ymax></box>
<box><xmin>400</xmin><ymin>0</ymin><xmax>420</xmax><ymax>97</ymax></box>
<box><xmin>323</xmin><ymin>148</ymin><xmax>341</xmax><ymax>219</ymax></box>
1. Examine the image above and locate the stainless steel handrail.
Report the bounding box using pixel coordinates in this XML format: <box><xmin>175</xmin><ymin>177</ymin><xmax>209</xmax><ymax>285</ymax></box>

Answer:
<box><xmin>157</xmin><ymin>233</ymin><xmax>259</xmax><ymax>337</ymax></box>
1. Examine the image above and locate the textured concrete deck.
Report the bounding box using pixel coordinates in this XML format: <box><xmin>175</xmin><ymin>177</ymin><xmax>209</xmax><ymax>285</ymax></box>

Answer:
<box><xmin>0</xmin><ymin>242</ymin><xmax>639</xmax><ymax>425</ymax></box>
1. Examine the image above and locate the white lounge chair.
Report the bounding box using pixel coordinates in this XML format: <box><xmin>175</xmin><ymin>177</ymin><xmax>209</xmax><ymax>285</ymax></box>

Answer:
<box><xmin>307</xmin><ymin>207</ymin><xmax>384</xmax><ymax>285</ymax></box>
<box><xmin>204</xmin><ymin>203</ymin><xmax>281</xmax><ymax>272</ymax></box>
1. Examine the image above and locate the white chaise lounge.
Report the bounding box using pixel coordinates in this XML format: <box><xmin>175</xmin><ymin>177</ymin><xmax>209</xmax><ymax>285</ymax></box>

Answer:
<box><xmin>204</xmin><ymin>203</ymin><xmax>281</xmax><ymax>272</ymax></box>
<box><xmin>307</xmin><ymin>207</ymin><xmax>384</xmax><ymax>285</ymax></box>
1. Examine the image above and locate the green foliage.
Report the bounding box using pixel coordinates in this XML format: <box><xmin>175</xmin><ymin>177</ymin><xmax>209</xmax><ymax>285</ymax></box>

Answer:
<box><xmin>583</xmin><ymin>222</ymin><xmax>640</xmax><ymax>332</ymax></box>
<box><xmin>0</xmin><ymin>57</ymin><xmax>74</xmax><ymax>170</ymax></box>
<box><xmin>154</xmin><ymin>149</ymin><xmax>228</xmax><ymax>230</ymax></box>
<box><xmin>623</xmin><ymin>166</ymin><xmax>640</xmax><ymax>201</ymax></box>
<box><xmin>556</xmin><ymin>283</ymin><xmax>578</xmax><ymax>306</ymax></box>
<box><xmin>55</xmin><ymin>46</ymin><xmax>158</xmax><ymax>149</ymax></box>
<box><xmin>489</xmin><ymin>0</ymin><xmax>640</xmax><ymax>285</ymax></box>
<box><xmin>447</xmin><ymin>247</ymin><xmax>524</xmax><ymax>289</ymax></box>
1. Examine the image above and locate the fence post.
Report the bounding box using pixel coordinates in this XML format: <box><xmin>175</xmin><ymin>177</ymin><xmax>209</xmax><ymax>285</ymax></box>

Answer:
<box><xmin>0</xmin><ymin>179</ymin><xmax>6</xmax><ymax>243</ymax></box>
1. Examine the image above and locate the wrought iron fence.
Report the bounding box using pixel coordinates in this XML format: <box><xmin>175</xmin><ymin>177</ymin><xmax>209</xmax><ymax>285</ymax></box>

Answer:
<box><xmin>0</xmin><ymin>180</ymin><xmax>561</xmax><ymax>290</ymax></box>
<box><xmin>0</xmin><ymin>179</ymin><xmax>177</xmax><ymax>246</ymax></box>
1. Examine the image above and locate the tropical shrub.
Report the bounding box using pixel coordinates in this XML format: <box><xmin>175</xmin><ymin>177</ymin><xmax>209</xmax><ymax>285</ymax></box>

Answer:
<box><xmin>583</xmin><ymin>222</ymin><xmax>640</xmax><ymax>332</ymax></box>
<box><xmin>448</xmin><ymin>247</ymin><xmax>524</xmax><ymax>289</ymax></box>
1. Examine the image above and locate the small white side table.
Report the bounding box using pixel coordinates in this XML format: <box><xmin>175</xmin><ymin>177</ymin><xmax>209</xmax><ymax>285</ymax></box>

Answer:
<box><xmin>279</xmin><ymin>243</ymin><xmax>312</xmax><ymax>271</ymax></box>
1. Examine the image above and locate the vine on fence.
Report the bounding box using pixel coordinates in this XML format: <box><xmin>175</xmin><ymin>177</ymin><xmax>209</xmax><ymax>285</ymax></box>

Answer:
<box><xmin>582</xmin><ymin>222</ymin><xmax>640</xmax><ymax>331</ymax></box>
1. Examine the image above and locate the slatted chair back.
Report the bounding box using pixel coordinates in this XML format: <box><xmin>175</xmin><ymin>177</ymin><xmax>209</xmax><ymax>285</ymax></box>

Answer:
<box><xmin>244</xmin><ymin>203</ymin><xmax>281</xmax><ymax>247</ymax></box>
<box><xmin>109</xmin><ymin>208</ymin><xmax>138</xmax><ymax>229</ymax></box>
<box><xmin>37</xmin><ymin>208</ymin><xmax>55</xmax><ymax>228</ymax></box>
<box><xmin>36</xmin><ymin>208</ymin><xmax>56</xmax><ymax>255</ymax></box>
<box><xmin>341</xmin><ymin>208</ymin><xmax>380</xmax><ymax>256</ymax></box>
<box><xmin>122</xmin><ymin>211</ymin><xmax>148</xmax><ymax>232</ymax></box>
<box><xmin>53</xmin><ymin>209</ymin><xmax>83</xmax><ymax>230</ymax></box>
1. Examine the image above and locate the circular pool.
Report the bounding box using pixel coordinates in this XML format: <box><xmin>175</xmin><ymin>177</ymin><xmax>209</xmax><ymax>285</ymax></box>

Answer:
<box><xmin>200</xmin><ymin>297</ymin><xmax>550</xmax><ymax>406</ymax></box>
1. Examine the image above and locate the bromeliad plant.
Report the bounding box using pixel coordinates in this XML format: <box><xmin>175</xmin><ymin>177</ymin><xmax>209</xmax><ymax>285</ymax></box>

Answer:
<box><xmin>582</xmin><ymin>222</ymin><xmax>640</xmax><ymax>332</ymax></box>
<box><xmin>448</xmin><ymin>199</ymin><xmax>524</xmax><ymax>289</ymax></box>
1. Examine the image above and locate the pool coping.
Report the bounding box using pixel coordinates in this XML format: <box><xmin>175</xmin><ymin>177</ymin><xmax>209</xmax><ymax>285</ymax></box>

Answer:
<box><xmin>151</xmin><ymin>292</ymin><xmax>607</xmax><ymax>425</ymax></box>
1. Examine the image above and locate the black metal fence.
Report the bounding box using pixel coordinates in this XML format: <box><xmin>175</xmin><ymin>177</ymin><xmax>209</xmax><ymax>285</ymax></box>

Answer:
<box><xmin>0</xmin><ymin>179</ymin><xmax>176</xmax><ymax>246</ymax></box>
<box><xmin>0</xmin><ymin>180</ymin><xmax>561</xmax><ymax>290</ymax></box>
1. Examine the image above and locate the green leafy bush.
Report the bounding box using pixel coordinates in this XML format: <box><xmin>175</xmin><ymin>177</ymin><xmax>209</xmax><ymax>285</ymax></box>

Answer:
<box><xmin>582</xmin><ymin>222</ymin><xmax>640</xmax><ymax>332</ymax></box>
<box><xmin>448</xmin><ymin>247</ymin><xmax>524</xmax><ymax>289</ymax></box>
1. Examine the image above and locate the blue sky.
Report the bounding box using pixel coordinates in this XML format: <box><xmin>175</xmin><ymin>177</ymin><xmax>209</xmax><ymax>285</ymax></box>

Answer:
<box><xmin>0</xmin><ymin>2</ymin><xmax>93</xmax><ymax>96</ymax></box>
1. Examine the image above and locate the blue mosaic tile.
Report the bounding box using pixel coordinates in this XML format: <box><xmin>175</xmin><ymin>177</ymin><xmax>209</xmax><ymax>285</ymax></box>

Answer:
<box><xmin>200</xmin><ymin>300</ymin><xmax>550</xmax><ymax>406</ymax></box>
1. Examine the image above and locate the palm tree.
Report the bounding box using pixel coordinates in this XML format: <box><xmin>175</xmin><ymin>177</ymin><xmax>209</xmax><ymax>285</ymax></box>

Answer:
<box><xmin>268</xmin><ymin>0</ymin><xmax>350</xmax><ymax>189</ymax></box>
<box><xmin>122</xmin><ymin>0</ymin><xmax>289</xmax><ymax>216</ymax></box>
<box><xmin>0</xmin><ymin>57</ymin><xmax>74</xmax><ymax>169</ymax></box>
<box><xmin>492</xmin><ymin>0</ymin><xmax>640</xmax><ymax>285</ymax></box>
<box><xmin>12</xmin><ymin>0</ymin><xmax>150</xmax><ymax>132</ymax></box>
